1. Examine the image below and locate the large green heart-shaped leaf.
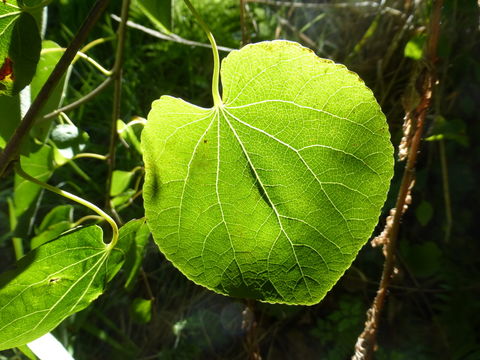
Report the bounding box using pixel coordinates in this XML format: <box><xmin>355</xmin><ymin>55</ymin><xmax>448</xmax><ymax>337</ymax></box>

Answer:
<box><xmin>142</xmin><ymin>40</ymin><xmax>393</xmax><ymax>305</ymax></box>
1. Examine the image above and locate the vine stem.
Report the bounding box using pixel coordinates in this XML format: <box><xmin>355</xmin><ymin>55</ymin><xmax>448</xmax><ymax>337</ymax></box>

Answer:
<box><xmin>105</xmin><ymin>0</ymin><xmax>131</xmax><ymax>217</ymax></box>
<box><xmin>183</xmin><ymin>0</ymin><xmax>222</xmax><ymax>107</ymax></box>
<box><xmin>42</xmin><ymin>78</ymin><xmax>113</xmax><ymax>121</ymax></box>
<box><xmin>14</xmin><ymin>163</ymin><xmax>119</xmax><ymax>249</ymax></box>
<box><xmin>352</xmin><ymin>1</ymin><xmax>443</xmax><ymax>359</ymax></box>
<box><xmin>0</xmin><ymin>0</ymin><xmax>111</xmax><ymax>178</ymax></box>
<box><xmin>72</xmin><ymin>153</ymin><xmax>108</xmax><ymax>161</ymax></box>
<box><xmin>41</xmin><ymin>48</ymin><xmax>112</xmax><ymax>76</ymax></box>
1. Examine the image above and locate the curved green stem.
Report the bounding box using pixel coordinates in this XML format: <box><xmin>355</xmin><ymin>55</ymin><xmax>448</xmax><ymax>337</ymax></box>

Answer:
<box><xmin>42</xmin><ymin>48</ymin><xmax>112</xmax><ymax>76</ymax></box>
<box><xmin>73</xmin><ymin>215</ymin><xmax>104</xmax><ymax>227</ymax></box>
<box><xmin>183</xmin><ymin>0</ymin><xmax>222</xmax><ymax>107</ymax></box>
<box><xmin>14</xmin><ymin>163</ymin><xmax>119</xmax><ymax>249</ymax></box>
<box><xmin>72</xmin><ymin>153</ymin><xmax>108</xmax><ymax>161</ymax></box>
<box><xmin>80</xmin><ymin>36</ymin><xmax>115</xmax><ymax>54</ymax></box>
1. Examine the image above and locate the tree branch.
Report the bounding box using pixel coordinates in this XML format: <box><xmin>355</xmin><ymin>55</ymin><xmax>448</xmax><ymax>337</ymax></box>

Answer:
<box><xmin>105</xmin><ymin>0</ymin><xmax>131</xmax><ymax>218</ymax></box>
<box><xmin>110</xmin><ymin>14</ymin><xmax>235</xmax><ymax>52</ymax></box>
<box><xmin>352</xmin><ymin>1</ymin><xmax>444</xmax><ymax>359</ymax></box>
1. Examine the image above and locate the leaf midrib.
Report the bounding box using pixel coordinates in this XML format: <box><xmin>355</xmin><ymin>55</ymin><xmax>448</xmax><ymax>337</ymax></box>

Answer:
<box><xmin>221</xmin><ymin>106</ymin><xmax>355</xmax><ymax>245</ymax></box>
<box><xmin>219</xmin><ymin>106</ymin><xmax>316</xmax><ymax>300</ymax></box>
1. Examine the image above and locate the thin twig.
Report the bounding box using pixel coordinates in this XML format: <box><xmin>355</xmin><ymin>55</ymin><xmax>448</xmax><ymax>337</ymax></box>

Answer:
<box><xmin>439</xmin><ymin>139</ymin><xmax>452</xmax><ymax>242</ymax></box>
<box><xmin>110</xmin><ymin>14</ymin><xmax>235</xmax><ymax>52</ymax></box>
<box><xmin>0</xmin><ymin>0</ymin><xmax>111</xmax><ymax>178</ymax></box>
<box><xmin>277</xmin><ymin>16</ymin><xmax>316</xmax><ymax>48</ymax></box>
<box><xmin>105</xmin><ymin>0</ymin><xmax>131</xmax><ymax>218</ymax></box>
<box><xmin>42</xmin><ymin>77</ymin><xmax>113</xmax><ymax>121</ymax></box>
<box><xmin>352</xmin><ymin>1</ymin><xmax>443</xmax><ymax>359</ymax></box>
<box><xmin>247</xmin><ymin>0</ymin><xmax>380</xmax><ymax>9</ymax></box>
<box><xmin>248</xmin><ymin>0</ymin><xmax>402</xmax><ymax>16</ymax></box>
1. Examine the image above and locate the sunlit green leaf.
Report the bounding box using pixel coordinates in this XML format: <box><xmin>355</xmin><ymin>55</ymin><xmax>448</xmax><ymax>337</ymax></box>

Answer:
<box><xmin>12</xmin><ymin>144</ymin><xmax>54</xmax><ymax>238</ymax></box>
<box><xmin>0</xmin><ymin>93</ymin><xmax>21</xmax><ymax>148</ymax></box>
<box><xmin>31</xmin><ymin>221</ymin><xmax>72</xmax><ymax>249</ymax></box>
<box><xmin>30</xmin><ymin>40</ymin><xmax>71</xmax><ymax>142</ymax></box>
<box><xmin>120</xmin><ymin>218</ymin><xmax>150</xmax><ymax>290</ymax></box>
<box><xmin>404</xmin><ymin>34</ymin><xmax>426</xmax><ymax>60</ymax></box>
<box><xmin>31</xmin><ymin>206</ymin><xmax>74</xmax><ymax>249</ymax></box>
<box><xmin>118</xmin><ymin>119</ymin><xmax>143</xmax><ymax>155</ymax></box>
<box><xmin>110</xmin><ymin>170</ymin><xmax>134</xmax><ymax>197</ymax></box>
<box><xmin>111</xmin><ymin>188</ymin><xmax>136</xmax><ymax>208</ymax></box>
<box><xmin>0</xmin><ymin>40</ymin><xmax>69</xmax><ymax>148</ymax></box>
<box><xmin>36</xmin><ymin>205</ymin><xmax>73</xmax><ymax>234</ymax></box>
<box><xmin>17</xmin><ymin>344</ymin><xmax>38</xmax><ymax>360</ymax></box>
<box><xmin>130</xmin><ymin>297</ymin><xmax>152</xmax><ymax>324</ymax></box>
<box><xmin>0</xmin><ymin>226</ymin><xmax>126</xmax><ymax>350</ymax></box>
<box><xmin>0</xmin><ymin>1</ymin><xmax>41</xmax><ymax>95</ymax></box>
<box><xmin>142</xmin><ymin>41</ymin><xmax>393</xmax><ymax>305</ymax></box>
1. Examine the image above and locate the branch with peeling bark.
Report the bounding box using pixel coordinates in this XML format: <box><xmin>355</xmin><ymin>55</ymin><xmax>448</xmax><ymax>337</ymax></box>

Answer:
<box><xmin>352</xmin><ymin>1</ymin><xmax>443</xmax><ymax>359</ymax></box>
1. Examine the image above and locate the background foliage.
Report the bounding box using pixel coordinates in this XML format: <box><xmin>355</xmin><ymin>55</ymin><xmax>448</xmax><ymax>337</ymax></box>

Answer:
<box><xmin>1</xmin><ymin>0</ymin><xmax>479</xmax><ymax>359</ymax></box>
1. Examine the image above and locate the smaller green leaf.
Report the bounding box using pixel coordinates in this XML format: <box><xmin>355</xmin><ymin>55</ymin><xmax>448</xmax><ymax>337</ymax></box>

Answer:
<box><xmin>415</xmin><ymin>200</ymin><xmax>433</xmax><ymax>227</ymax></box>
<box><xmin>424</xmin><ymin>116</ymin><xmax>469</xmax><ymax>147</ymax></box>
<box><xmin>110</xmin><ymin>170</ymin><xmax>134</xmax><ymax>197</ymax></box>
<box><xmin>120</xmin><ymin>218</ymin><xmax>150</xmax><ymax>290</ymax></box>
<box><xmin>111</xmin><ymin>189</ymin><xmax>136</xmax><ymax>208</ymax></box>
<box><xmin>36</xmin><ymin>205</ymin><xmax>73</xmax><ymax>234</ymax></box>
<box><xmin>1</xmin><ymin>41</ymin><xmax>69</xmax><ymax>148</ymax></box>
<box><xmin>117</xmin><ymin>119</ymin><xmax>143</xmax><ymax>155</ymax></box>
<box><xmin>401</xmin><ymin>241</ymin><xmax>442</xmax><ymax>278</ymax></box>
<box><xmin>136</xmin><ymin>0</ymin><xmax>172</xmax><ymax>33</ymax></box>
<box><xmin>0</xmin><ymin>226</ymin><xmax>127</xmax><ymax>351</ymax></box>
<box><xmin>0</xmin><ymin>3</ymin><xmax>41</xmax><ymax>95</ymax></box>
<box><xmin>0</xmin><ymin>94</ymin><xmax>21</xmax><ymax>149</ymax></box>
<box><xmin>13</xmin><ymin>144</ymin><xmax>54</xmax><ymax>238</ymax></box>
<box><xmin>130</xmin><ymin>298</ymin><xmax>153</xmax><ymax>324</ymax></box>
<box><xmin>30</xmin><ymin>40</ymin><xmax>71</xmax><ymax>142</ymax></box>
<box><xmin>404</xmin><ymin>34</ymin><xmax>426</xmax><ymax>60</ymax></box>
<box><xmin>17</xmin><ymin>344</ymin><xmax>38</xmax><ymax>360</ymax></box>
<box><xmin>31</xmin><ymin>221</ymin><xmax>72</xmax><ymax>249</ymax></box>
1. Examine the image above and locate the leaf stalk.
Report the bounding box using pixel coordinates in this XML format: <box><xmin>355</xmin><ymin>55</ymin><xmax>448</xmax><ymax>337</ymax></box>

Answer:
<box><xmin>14</xmin><ymin>163</ymin><xmax>119</xmax><ymax>249</ymax></box>
<box><xmin>183</xmin><ymin>0</ymin><xmax>222</xmax><ymax>107</ymax></box>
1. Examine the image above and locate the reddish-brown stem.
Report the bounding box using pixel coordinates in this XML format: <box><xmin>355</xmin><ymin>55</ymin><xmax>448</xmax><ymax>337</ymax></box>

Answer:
<box><xmin>0</xmin><ymin>0</ymin><xmax>111</xmax><ymax>178</ymax></box>
<box><xmin>243</xmin><ymin>299</ymin><xmax>262</xmax><ymax>360</ymax></box>
<box><xmin>353</xmin><ymin>1</ymin><xmax>443</xmax><ymax>359</ymax></box>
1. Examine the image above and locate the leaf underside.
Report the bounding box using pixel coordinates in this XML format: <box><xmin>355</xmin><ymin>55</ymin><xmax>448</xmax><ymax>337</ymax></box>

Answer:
<box><xmin>142</xmin><ymin>40</ymin><xmax>393</xmax><ymax>305</ymax></box>
<box><xmin>0</xmin><ymin>226</ymin><xmax>126</xmax><ymax>350</ymax></box>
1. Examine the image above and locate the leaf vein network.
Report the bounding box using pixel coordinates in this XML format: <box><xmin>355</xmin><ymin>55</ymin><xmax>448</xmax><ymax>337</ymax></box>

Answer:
<box><xmin>220</xmin><ymin>107</ymin><xmax>314</xmax><ymax>299</ymax></box>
